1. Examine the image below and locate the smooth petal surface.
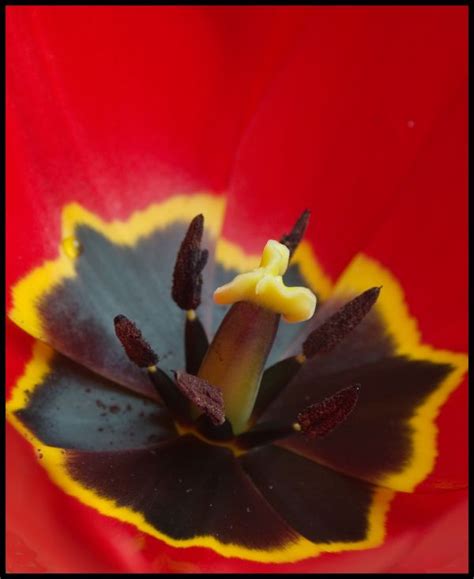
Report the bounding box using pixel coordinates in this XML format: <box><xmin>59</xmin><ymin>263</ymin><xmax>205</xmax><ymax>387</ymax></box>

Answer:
<box><xmin>10</xmin><ymin>343</ymin><xmax>175</xmax><ymax>451</ymax></box>
<box><xmin>222</xmin><ymin>7</ymin><xmax>467</xmax><ymax>276</ymax></box>
<box><xmin>42</xmin><ymin>436</ymin><xmax>305</xmax><ymax>561</ymax></box>
<box><xmin>241</xmin><ymin>445</ymin><xmax>391</xmax><ymax>546</ymax></box>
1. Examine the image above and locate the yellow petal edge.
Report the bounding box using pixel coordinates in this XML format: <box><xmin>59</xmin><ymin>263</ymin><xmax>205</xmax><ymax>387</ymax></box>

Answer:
<box><xmin>7</xmin><ymin>194</ymin><xmax>394</xmax><ymax>564</ymax></box>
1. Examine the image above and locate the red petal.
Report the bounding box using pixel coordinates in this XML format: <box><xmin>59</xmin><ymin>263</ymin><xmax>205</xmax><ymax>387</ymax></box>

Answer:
<box><xmin>359</xmin><ymin>91</ymin><xmax>467</xmax><ymax>352</ymax></box>
<box><xmin>7</xmin><ymin>424</ymin><xmax>151</xmax><ymax>573</ymax></box>
<box><xmin>7</xmin><ymin>7</ymin><xmax>467</xmax><ymax>572</ymax></box>
<box><xmin>7</xmin><ymin>6</ymin><xmax>304</xmax><ymax>293</ymax></box>
<box><xmin>222</xmin><ymin>7</ymin><xmax>467</xmax><ymax>280</ymax></box>
<box><xmin>385</xmin><ymin>492</ymin><xmax>468</xmax><ymax>573</ymax></box>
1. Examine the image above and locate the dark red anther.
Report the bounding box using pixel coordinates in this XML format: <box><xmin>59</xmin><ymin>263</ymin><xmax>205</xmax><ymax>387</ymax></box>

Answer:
<box><xmin>172</xmin><ymin>214</ymin><xmax>209</xmax><ymax>310</ymax></box>
<box><xmin>114</xmin><ymin>315</ymin><xmax>158</xmax><ymax>367</ymax></box>
<box><xmin>303</xmin><ymin>287</ymin><xmax>381</xmax><ymax>358</ymax></box>
<box><xmin>280</xmin><ymin>209</ymin><xmax>311</xmax><ymax>258</ymax></box>
<box><xmin>174</xmin><ymin>371</ymin><xmax>225</xmax><ymax>426</ymax></box>
<box><xmin>296</xmin><ymin>384</ymin><xmax>360</xmax><ymax>438</ymax></box>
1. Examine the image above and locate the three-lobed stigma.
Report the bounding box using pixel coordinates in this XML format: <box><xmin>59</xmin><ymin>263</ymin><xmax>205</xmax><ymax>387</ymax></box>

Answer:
<box><xmin>213</xmin><ymin>240</ymin><xmax>317</xmax><ymax>323</ymax></box>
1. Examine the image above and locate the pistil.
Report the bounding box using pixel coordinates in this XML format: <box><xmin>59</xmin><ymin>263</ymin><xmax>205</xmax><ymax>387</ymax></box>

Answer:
<box><xmin>198</xmin><ymin>240</ymin><xmax>317</xmax><ymax>434</ymax></box>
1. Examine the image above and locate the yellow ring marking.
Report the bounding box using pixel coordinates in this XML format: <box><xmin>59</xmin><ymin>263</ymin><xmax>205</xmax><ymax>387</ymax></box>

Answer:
<box><xmin>329</xmin><ymin>253</ymin><xmax>468</xmax><ymax>492</ymax></box>
<box><xmin>9</xmin><ymin>193</ymin><xmax>226</xmax><ymax>340</ymax></box>
<box><xmin>9</xmin><ymin>195</ymin><xmax>465</xmax><ymax>560</ymax></box>
<box><xmin>6</xmin><ymin>340</ymin><xmax>393</xmax><ymax>562</ymax></box>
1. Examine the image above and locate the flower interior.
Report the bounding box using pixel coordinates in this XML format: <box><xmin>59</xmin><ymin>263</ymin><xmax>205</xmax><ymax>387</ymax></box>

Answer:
<box><xmin>114</xmin><ymin>212</ymin><xmax>368</xmax><ymax>449</ymax></box>
<box><xmin>7</xmin><ymin>194</ymin><xmax>467</xmax><ymax>563</ymax></box>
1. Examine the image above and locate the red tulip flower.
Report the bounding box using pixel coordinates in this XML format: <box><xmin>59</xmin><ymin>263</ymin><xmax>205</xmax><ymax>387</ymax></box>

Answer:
<box><xmin>6</xmin><ymin>6</ymin><xmax>468</xmax><ymax>573</ymax></box>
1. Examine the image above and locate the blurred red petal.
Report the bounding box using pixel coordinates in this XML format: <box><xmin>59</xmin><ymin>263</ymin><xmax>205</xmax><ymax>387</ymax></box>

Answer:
<box><xmin>222</xmin><ymin>7</ymin><xmax>467</xmax><ymax>278</ymax></box>
<box><xmin>385</xmin><ymin>493</ymin><xmax>468</xmax><ymax>573</ymax></box>
<box><xmin>7</xmin><ymin>424</ymin><xmax>143</xmax><ymax>573</ymax></box>
<box><xmin>360</xmin><ymin>90</ymin><xmax>467</xmax><ymax>352</ymax></box>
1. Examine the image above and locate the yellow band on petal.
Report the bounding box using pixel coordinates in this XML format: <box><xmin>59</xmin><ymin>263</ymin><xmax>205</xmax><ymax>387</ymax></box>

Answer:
<box><xmin>214</xmin><ymin>240</ymin><xmax>316</xmax><ymax>323</ymax></box>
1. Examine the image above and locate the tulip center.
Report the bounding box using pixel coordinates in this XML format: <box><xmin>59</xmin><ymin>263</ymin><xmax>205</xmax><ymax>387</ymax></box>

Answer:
<box><xmin>114</xmin><ymin>212</ymin><xmax>377</xmax><ymax>451</ymax></box>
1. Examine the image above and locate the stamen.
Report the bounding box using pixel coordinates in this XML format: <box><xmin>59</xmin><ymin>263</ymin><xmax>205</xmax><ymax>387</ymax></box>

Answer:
<box><xmin>174</xmin><ymin>371</ymin><xmax>225</xmax><ymax>426</ymax></box>
<box><xmin>172</xmin><ymin>214</ymin><xmax>209</xmax><ymax>311</ymax></box>
<box><xmin>237</xmin><ymin>385</ymin><xmax>359</xmax><ymax>450</ymax></box>
<box><xmin>296</xmin><ymin>384</ymin><xmax>360</xmax><ymax>438</ymax></box>
<box><xmin>185</xmin><ymin>313</ymin><xmax>209</xmax><ymax>375</ymax></box>
<box><xmin>113</xmin><ymin>315</ymin><xmax>191</xmax><ymax>421</ymax></box>
<box><xmin>186</xmin><ymin>309</ymin><xmax>197</xmax><ymax>322</ymax></box>
<box><xmin>236</xmin><ymin>421</ymin><xmax>297</xmax><ymax>450</ymax></box>
<box><xmin>280</xmin><ymin>209</ymin><xmax>311</xmax><ymax>258</ymax></box>
<box><xmin>251</xmin><ymin>288</ymin><xmax>380</xmax><ymax>421</ymax></box>
<box><xmin>303</xmin><ymin>287</ymin><xmax>381</xmax><ymax>358</ymax></box>
<box><xmin>171</xmin><ymin>218</ymin><xmax>210</xmax><ymax>373</ymax></box>
<box><xmin>114</xmin><ymin>315</ymin><xmax>158</xmax><ymax>368</ymax></box>
<box><xmin>148</xmin><ymin>367</ymin><xmax>191</xmax><ymax>422</ymax></box>
<box><xmin>194</xmin><ymin>415</ymin><xmax>235</xmax><ymax>441</ymax></box>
